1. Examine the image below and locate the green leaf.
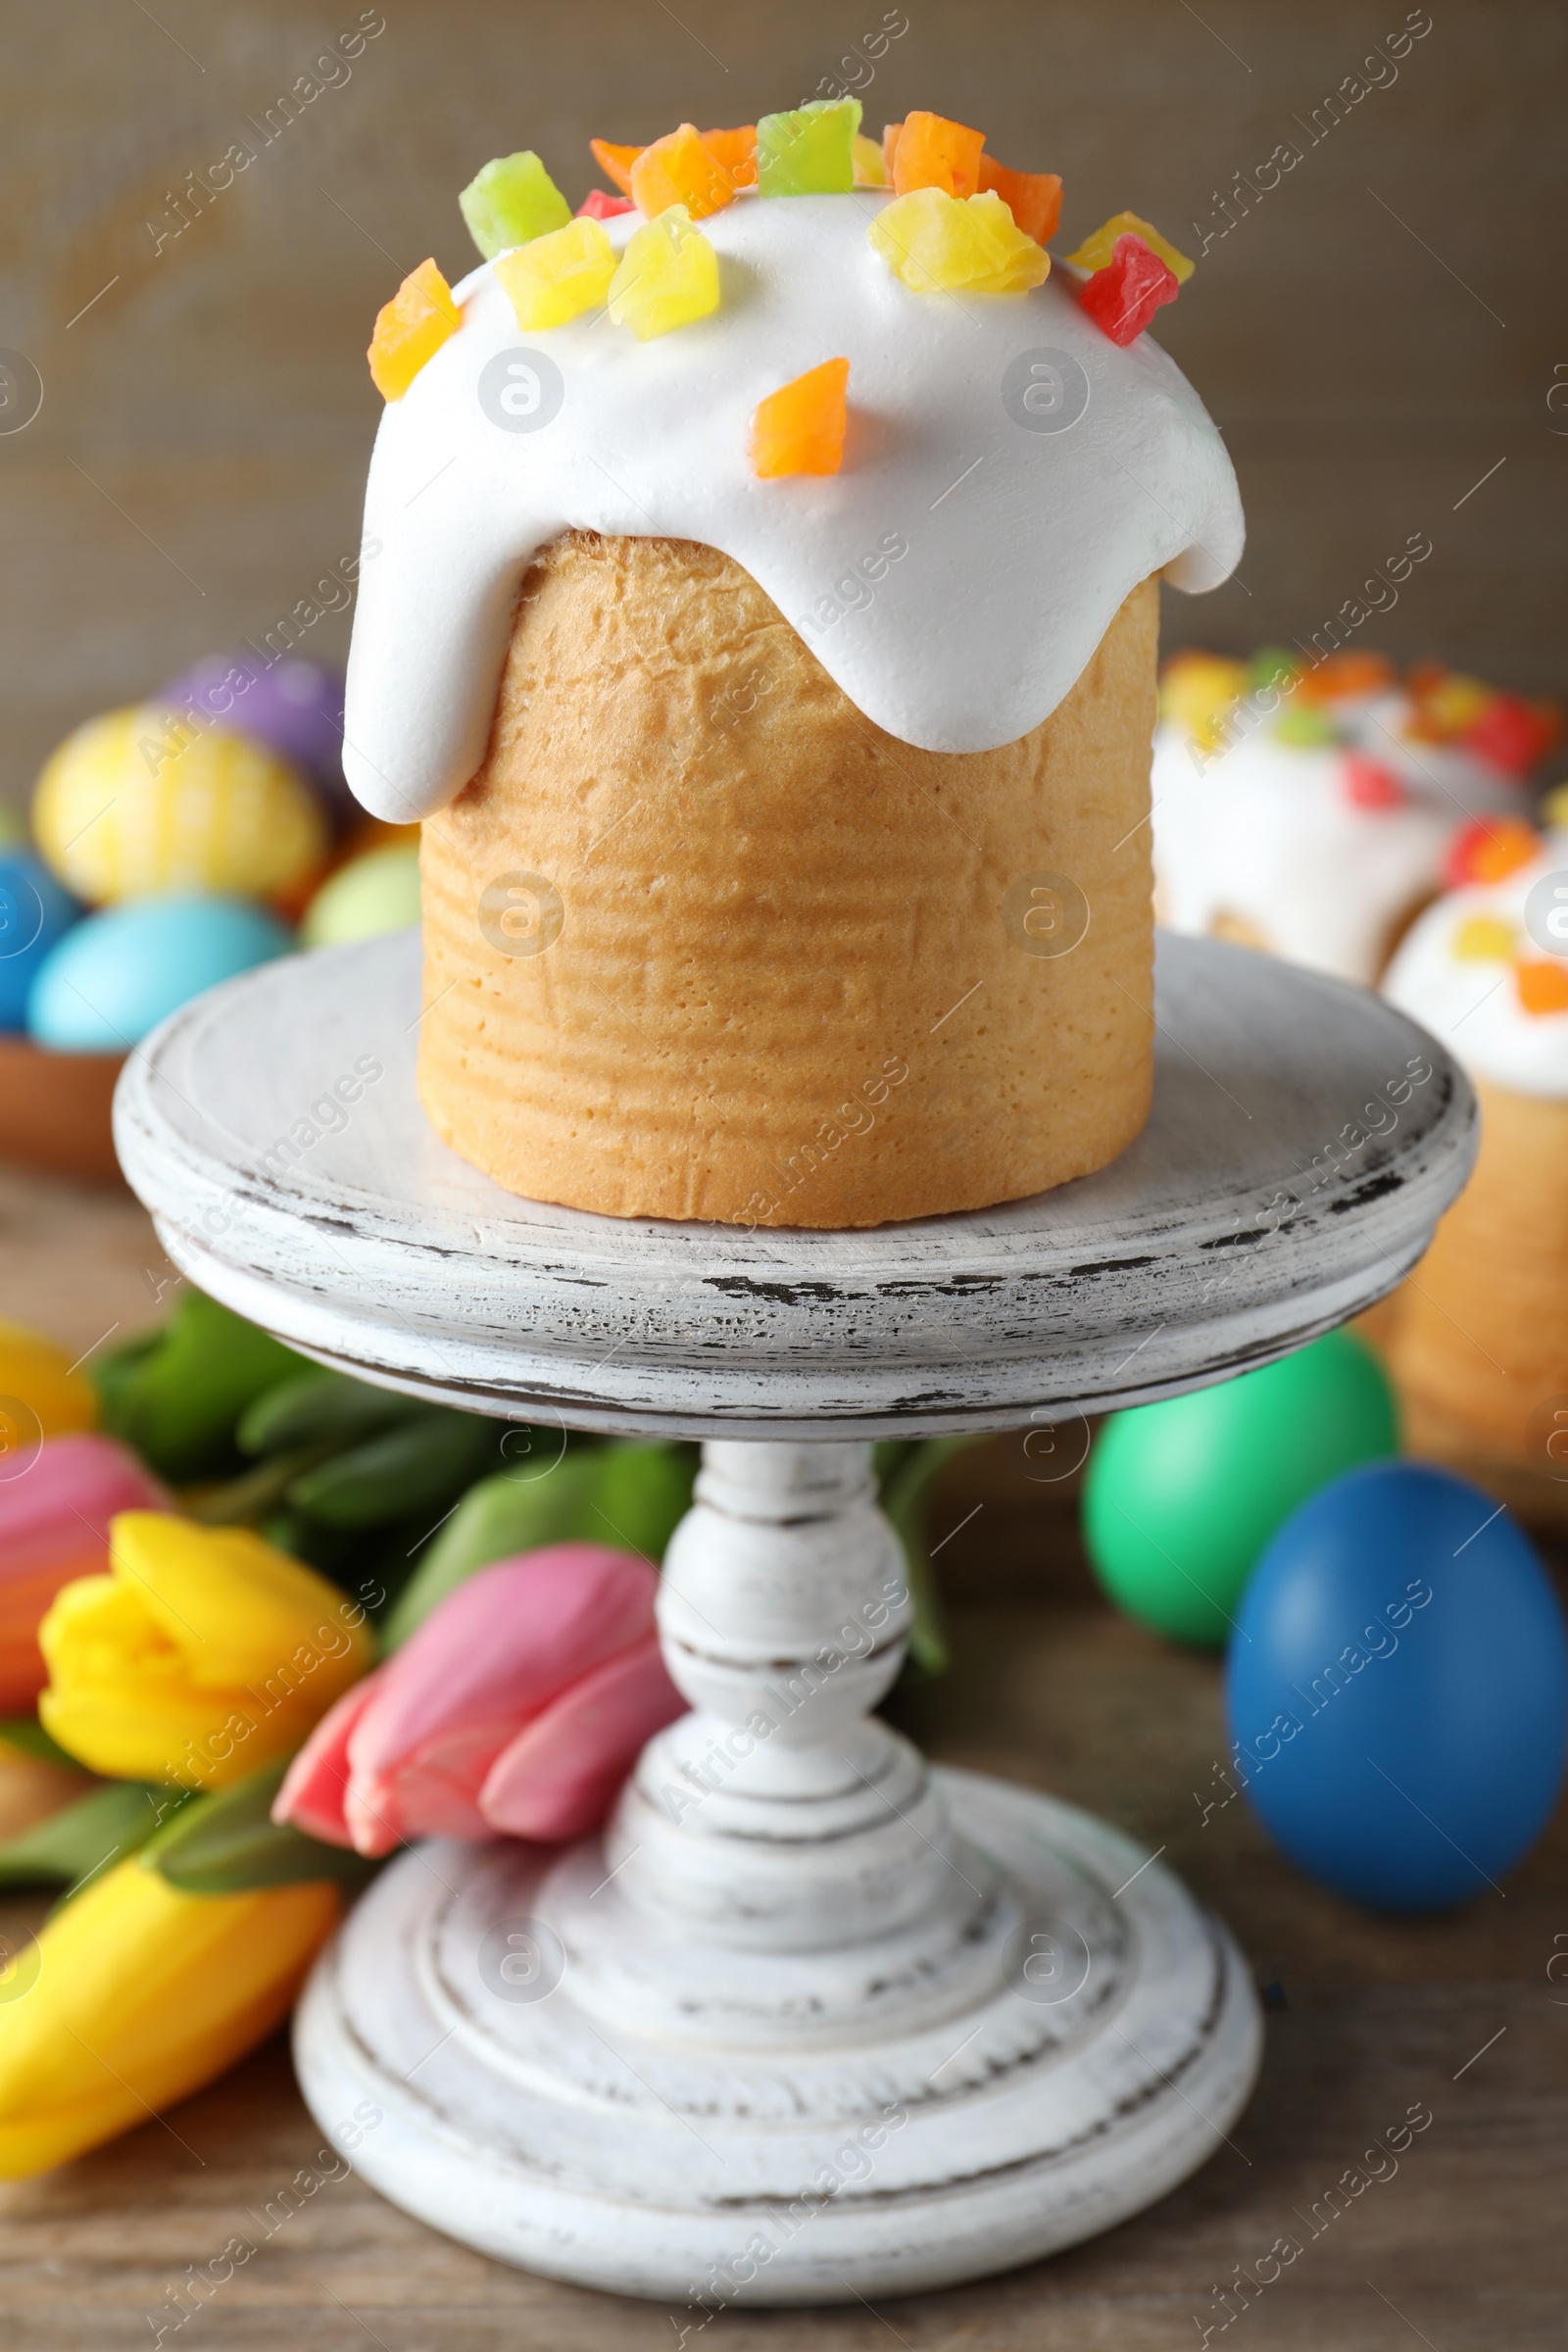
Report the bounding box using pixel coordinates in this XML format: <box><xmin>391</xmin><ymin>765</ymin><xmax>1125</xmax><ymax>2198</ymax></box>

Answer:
<box><xmin>879</xmin><ymin>1438</ymin><xmax>978</xmax><ymax>1680</ymax></box>
<box><xmin>147</xmin><ymin>1758</ymin><xmax>381</xmax><ymax>1893</ymax></box>
<box><xmin>285</xmin><ymin>1409</ymin><xmax>493</xmax><ymax>1529</ymax></box>
<box><xmin>381</xmin><ymin>1451</ymin><xmax>604</xmax><ymax>1646</ymax></box>
<box><xmin>0</xmin><ymin>1715</ymin><xmax>83</xmax><ymax>1770</ymax></box>
<box><xmin>96</xmin><ymin>1290</ymin><xmax>305</xmax><ymax>1481</ymax></box>
<box><xmin>237</xmin><ymin>1369</ymin><xmax>432</xmax><ymax>1458</ymax></box>
<box><xmin>0</xmin><ymin>1781</ymin><xmax>187</xmax><ymax>1890</ymax></box>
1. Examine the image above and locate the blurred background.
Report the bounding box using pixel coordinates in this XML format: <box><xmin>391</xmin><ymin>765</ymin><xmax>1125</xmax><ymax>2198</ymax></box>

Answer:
<box><xmin>1</xmin><ymin>0</ymin><xmax>1563</xmax><ymax>821</ymax></box>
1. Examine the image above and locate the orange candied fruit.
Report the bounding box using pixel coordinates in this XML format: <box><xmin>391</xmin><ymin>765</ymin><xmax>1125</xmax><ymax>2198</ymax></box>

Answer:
<box><xmin>1294</xmin><ymin>650</ymin><xmax>1396</xmax><ymax>704</ymax></box>
<box><xmin>751</xmin><ymin>357</ymin><xmax>851</xmax><ymax>479</ymax></box>
<box><xmin>891</xmin><ymin>110</ymin><xmax>986</xmax><ymax>201</ymax></box>
<box><xmin>881</xmin><ymin>121</ymin><xmax>905</xmax><ymax>180</ymax></box>
<box><xmin>631</xmin><ymin>122</ymin><xmax>741</xmax><ymax>220</ymax></box>
<box><xmin>589</xmin><ymin>138</ymin><xmax>643</xmax><ymax>198</ymax></box>
<box><xmin>1515</xmin><ymin>959</ymin><xmax>1568</xmax><ymax>1017</ymax></box>
<box><xmin>702</xmin><ymin>123</ymin><xmax>758</xmax><ymax>190</ymax></box>
<box><xmin>1444</xmin><ymin>816</ymin><xmax>1541</xmax><ymax>889</ymax></box>
<box><xmin>368</xmin><ymin>258</ymin><xmax>461</xmax><ymax>402</ymax></box>
<box><xmin>977</xmin><ymin>155</ymin><xmax>1062</xmax><ymax>246</ymax></box>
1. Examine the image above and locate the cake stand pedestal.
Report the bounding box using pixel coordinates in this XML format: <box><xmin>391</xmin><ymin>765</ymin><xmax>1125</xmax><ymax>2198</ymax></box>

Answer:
<box><xmin>115</xmin><ymin>932</ymin><xmax>1474</xmax><ymax>2306</ymax></box>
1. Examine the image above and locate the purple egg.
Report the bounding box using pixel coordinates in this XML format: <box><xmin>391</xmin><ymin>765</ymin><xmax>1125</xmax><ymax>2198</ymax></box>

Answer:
<box><xmin>156</xmin><ymin>651</ymin><xmax>354</xmax><ymax>825</ymax></box>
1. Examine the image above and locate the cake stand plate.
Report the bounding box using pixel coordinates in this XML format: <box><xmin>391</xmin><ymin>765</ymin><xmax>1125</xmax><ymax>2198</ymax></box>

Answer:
<box><xmin>114</xmin><ymin>933</ymin><xmax>1475</xmax><ymax>2306</ymax></box>
<box><xmin>114</xmin><ymin>929</ymin><xmax>1473</xmax><ymax>1442</ymax></box>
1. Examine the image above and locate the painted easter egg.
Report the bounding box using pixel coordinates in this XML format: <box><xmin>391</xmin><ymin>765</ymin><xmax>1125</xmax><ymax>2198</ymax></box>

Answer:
<box><xmin>157</xmin><ymin>653</ymin><xmax>352</xmax><ymax>823</ymax></box>
<box><xmin>0</xmin><ymin>852</ymin><xmax>81</xmax><ymax>1030</ymax></box>
<box><xmin>300</xmin><ymin>845</ymin><xmax>420</xmax><ymax>948</ymax></box>
<box><xmin>32</xmin><ymin>707</ymin><xmax>327</xmax><ymax>906</ymax></box>
<box><xmin>1227</xmin><ymin>1462</ymin><xmax>1568</xmax><ymax>1909</ymax></box>
<box><xmin>26</xmin><ymin>895</ymin><xmax>291</xmax><ymax>1050</ymax></box>
<box><xmin>1082</xmin><ymin>1330</ymin><xmax>1398</xmax><ymax>1645</ymax></box>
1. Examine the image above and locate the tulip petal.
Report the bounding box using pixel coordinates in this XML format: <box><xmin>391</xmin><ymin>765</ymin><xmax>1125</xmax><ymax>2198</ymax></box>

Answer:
<box><xmin>109</xmin><ymin>1513</ymin><xmax>370</xmax><ymax>1687</ymax></box>
<box><xmin>271</xmin><ymin>1670</ymin><xmax>385</xmax><ymax>1849</ymax></box>
<box><xmin>346</xmin><ymin>1545</ymin><xmax>659</xmax><ymax>1835</ymax></box>
<box><xmin>479</xmin><ymin>1632</ymin><xmax>686</xmax><ymax>1841</ymax></box>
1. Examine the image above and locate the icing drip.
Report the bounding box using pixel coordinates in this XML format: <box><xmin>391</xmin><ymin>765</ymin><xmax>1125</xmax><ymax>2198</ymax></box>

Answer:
<box><xmin>342</xmin><ymin>191</ymin><xmax>1242</xmax><ymax>822</ymax></box>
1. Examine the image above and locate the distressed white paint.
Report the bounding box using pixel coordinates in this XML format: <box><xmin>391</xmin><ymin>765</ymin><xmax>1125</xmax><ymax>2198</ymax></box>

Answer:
<box><xmin>114</xmin><ymin>934</ymin><xmax>1474</xmax><ymax>2300</ymax></box>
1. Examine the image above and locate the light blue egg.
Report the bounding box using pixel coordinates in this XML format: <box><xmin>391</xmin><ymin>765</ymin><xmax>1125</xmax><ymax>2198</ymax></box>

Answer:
<box><xmin>0</xmin><ymin>851</ymin><xmax>81</xmax><ymax>1031</ymax></box>
<box><xmin>26</xmin><ymin>894</ymin><xmax>291</xmax><ymax>1051</ymax></box>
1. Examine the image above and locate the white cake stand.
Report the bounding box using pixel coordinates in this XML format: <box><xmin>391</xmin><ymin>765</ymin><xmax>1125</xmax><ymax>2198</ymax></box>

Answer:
<box><xmin>116</xmin><ymin>932</ymin><xmax>1473</xmax><ymax>2307</ymax></box>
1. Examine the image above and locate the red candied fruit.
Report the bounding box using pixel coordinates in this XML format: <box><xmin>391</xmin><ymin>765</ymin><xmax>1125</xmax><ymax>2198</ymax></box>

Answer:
<box><xmin>1463</xmin><ymin>692</ymin><xmax>1562</xmax><ymax>778</ymax></box>
<box><xmin>578</xmin><ymin>188</ymin><xmax>635</xmax><ymax>220</ymax></box>
<box><xmin>1078</xmin><ymin>233</ymin><xmax>1178</xmax><ymax>346</ymax></box>
<box><xmin>1341</xmin><ymin>755</ymin><xmax>1406</xmax><ymax>810</ymax></box>
<box><xmin>1443</xmin><ymin>816</ymin><xmax>1541</xmax><ymax>890</ymax></box>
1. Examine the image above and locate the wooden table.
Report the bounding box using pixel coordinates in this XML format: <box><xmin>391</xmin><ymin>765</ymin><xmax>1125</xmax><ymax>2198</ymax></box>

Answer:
<box><xmin>1</xmin><ymin>1164</ymin><xmax>1564</xmax><ymax>2347</ymax></box>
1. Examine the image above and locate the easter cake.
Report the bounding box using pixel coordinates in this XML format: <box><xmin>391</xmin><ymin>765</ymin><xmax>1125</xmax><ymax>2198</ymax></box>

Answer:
<box><xmin>1152</xmin><ymin>649</ymin><xmax>1560</xmax><ymax>986</ymax></box>
<box><xmin>1382</xmin><ymin>821</ymin><xmax>1568</xmax><ymax>1464</ymax></box>
<box><xmin>343</xmin><ymin>106</ymin><xmax>1244</xmax><ymax>1227</ymax></box>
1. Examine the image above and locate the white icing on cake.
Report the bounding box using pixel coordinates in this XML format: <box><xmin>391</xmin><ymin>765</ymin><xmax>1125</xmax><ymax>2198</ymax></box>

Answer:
<box><xmin>1384</xmin><ymin>836</ymin><xmax>1568</xmax><ymax>1099</ymax></box>
<box><xmin>1151</xmin><ymin>717</ymin><xmax>1455</xmax><ymax>985</ymax></box>
<box><xmin>342</xmin><ymin>192</ymin><xmax>1243</xmax><ymax>822</ymax></box>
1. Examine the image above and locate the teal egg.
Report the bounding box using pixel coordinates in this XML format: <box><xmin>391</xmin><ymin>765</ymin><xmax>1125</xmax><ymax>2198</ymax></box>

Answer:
<box><xmin>300</xmin><ymin>846</ymin><xmax>419</xmax><ymax>949</ymax></box>
<box><xmin>26</xmin><ymin>894</ymin><xmax>291</xmax><ymax>1051</ymax></box>
<box><xmin>1081</xmin><ymin>1330</ymin><xmax>1399</xmax><ymax>1646</ymax></box>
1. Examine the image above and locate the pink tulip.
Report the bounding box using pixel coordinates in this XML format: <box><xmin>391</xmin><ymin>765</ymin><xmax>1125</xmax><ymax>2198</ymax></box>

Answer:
<box><xmin>0</xmin><ymin>1434</ymin><xmax>170</xmax><ymax>1709</ymax></box>
<box><xmin>273</xmin><ymin>1544</ymin><xmax>686</xmax><ymax>1854</ymax></box>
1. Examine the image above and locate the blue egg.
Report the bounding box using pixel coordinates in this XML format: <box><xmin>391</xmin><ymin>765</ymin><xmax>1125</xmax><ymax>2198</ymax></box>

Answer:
<box><xmin>1227</xmin><ymin>1462</ymin><xmax>1568</xmax><ymax>1911</ymax></box>
<box><xmin>0</xmin><ymin>851</ymin><xmax>81</xmax><ymax>1031</ymax></box>
<box><xmin>26</xmin><ymin>894</ymin><xmax>291</xmax><ymax>1051</ymax></box>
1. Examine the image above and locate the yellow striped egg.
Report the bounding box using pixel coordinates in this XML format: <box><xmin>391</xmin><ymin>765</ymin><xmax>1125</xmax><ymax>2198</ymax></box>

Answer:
<box><xmin>32</xmin><ymin>708</ymin><xmax>327</xmax><ymax>905</ymax></box>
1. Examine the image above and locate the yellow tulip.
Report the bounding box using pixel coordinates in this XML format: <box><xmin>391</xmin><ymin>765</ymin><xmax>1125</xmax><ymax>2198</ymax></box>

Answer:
<box><xmin>0</xmin><ymin>1852</ymin><xmax>339</xmax><ymax>2177</ymax></box>
<box><xmin>38</xmin><ymin>1513</ymin><xmax>375</xmax><ymax>1789</ymax></box>
<box><xmin>0</xmin><ymin>1318</ymin><xmax>97</xmax><ymax>1470</ymax></box>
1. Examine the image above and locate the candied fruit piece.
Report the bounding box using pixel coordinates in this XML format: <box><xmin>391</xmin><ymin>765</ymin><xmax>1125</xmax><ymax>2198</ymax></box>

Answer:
<box><xmin>1246</xmin><ymin>644</ymin><xmax>1300</xmax><ymax>696</ymax></box>
<box><xmin>977</xmin><ymin>155</ymin><xmax>1061</xmax><ymax>245</ymax></box>
<box><xmin>1078</xmin><ymin>233</ymin><xmax>1178</xmax><ymax>345</ymax></box>
<box><xmin>459</xmin><ymin>151</ymin><xmax>571</xmax><ymax>261</ymax></box>
<box><xmin>1465</xmin><ymin>691</ymin><xmax>1561</xmax><ymax>776</ymax></box>
<box><xmin>869</xmin><ymin>187</ymin><xmax>1050</xmax><ymax>296</ymax></box>
<box><xmin>1294</xmin><ymin>650</ymin><xmax>1396</xmax><ymax>704</ymax></box>
<box><xmin>891</xmin><ymin>110</ymin><xmax>986</xmax><ymax>200</ymax></box>
<box><xmin>853</xmin><ymin>131</ymin><xmax>889</xmax><ymax>187</ymax></box>
<box><xmin>1444</xmin><ymin>816</ymin><xmax>1540</xmax><ymax>888</ymax></box>
<box><xmin>608</xmin><ymin>205</ymin><xmax>720</xmax><ymax>338</ymax></box>
<box><xmin>1159</xmin><ymin>652</ymin><xmax>1247</xmax><ymax>747</ymax></box>
<box><xmin>703</xmin><ymin>124</ymin><xmax>758</xmax><ymax>189</ymax></box>
<box><xmin>1452</xmin><ymin>914</ymin><xmax>1518</xmax><ymax>962</ymax></box>
<box><xmin>1516</xmin><ymin>959</ymin><xmax>1568</xmax><ymax>1016</ymax></box>
<box><xmin>368</xmin><ymin>259</ymin><xmax>461</xmax><ymax>401</ymax></box>
<box><xmin>1341</xmin><ymin>754</ymin><xmax>1406</xmax><ymax>809</ymax></box>
<box><xmin>1269</xmin><ymin>703</ymin><xmax>1337</xmax><ymax>747</ymax></box>
<box><xmin>589</xmin><ymin>138</ymin><xmax>643</xmax><ymax>198</ymax></box>
<box><xmin>756</xmin><ymin>98</ymin><xmax>862</xmax><ymax>196</ymax></box>
<box><xmin>1412</xmin><ymin>669</ymin><xmax>1493</xmax><ymax>740</ymax></box>
<box><xmin>751</xmin><ymin>358</ymin><xmax>850</xmax><ymax>478</ymax></box>
<box><xmin>1066</xmin><ymin>209</ymin><xmax>1195</xmax><ymax>284</ymax></box>
<box><xmin>494</xmin><ymin>218</ymin><xmax>616</xmax><ymax>330</ymax></box>
<box><xmin>632</xmin><ymin>122</ymin><xmax>740</xmax><ymax>220</ymax></box>
<box><xmin>578</xmin><ymin>187</ymin><xmax>635</xmax><ymax>220</ymax></box>
<box><xmin>1543</xmin><ymin>783</ymin><xmax>1568</xmax><ymax>831</ymax></box>
<box><xmin>881</xmin><ymin>121</ymin><xmax>904</xmax><ymax>180</ymax></box>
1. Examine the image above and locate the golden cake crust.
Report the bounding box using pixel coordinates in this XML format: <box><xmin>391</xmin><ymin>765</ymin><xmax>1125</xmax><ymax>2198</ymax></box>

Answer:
<box><xmin>417</xmin><ymin>533</ymin><xmax>1157</xmax><ymax>1227</ymax></box>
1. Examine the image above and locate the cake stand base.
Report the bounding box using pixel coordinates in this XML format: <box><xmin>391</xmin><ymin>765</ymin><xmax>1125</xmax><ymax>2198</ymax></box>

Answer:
<box><xmin>295</xmin><ymin>1769</ymin><xmax>1258</xmax><ymax>2306</ymax></box>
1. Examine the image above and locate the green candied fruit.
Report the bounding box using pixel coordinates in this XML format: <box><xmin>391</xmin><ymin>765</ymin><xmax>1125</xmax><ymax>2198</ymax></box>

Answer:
<box><xmin>1246</xmin><ymin>643</ymin><xmax>1300</xmax><ymax>697</ymax></box>
<box><xmin>1269</xmin><ymin>703</ymin><xmax>1339</xmax><ymax>747</ymax></box>
<box><xmin>460</xmin><ymin>151</ymin><xmax>572</xmax><ymax>260</ymax></box>
<box><xmin>756</xmin><ymin>97</ymin><xmax>862</xmax><ymax>197</ymax></box>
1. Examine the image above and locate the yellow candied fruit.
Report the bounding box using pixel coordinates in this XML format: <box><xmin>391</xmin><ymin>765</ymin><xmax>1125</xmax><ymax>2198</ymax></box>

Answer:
<box><xmin>1159</xmin><ymin>652</ymin><xmax>1248</xmax><ymax>748</ymax></box>
<box><xmin>1065</xmin><ymin>210</ymin><xmax>1196</xmax><ymax>285</ymax></box>
<box><xmin>868</xmin><ymin>188</ymin><xmax>1050</xmax><ymax>296</ymax></box>
<box><xmin>494</xmin><ymin>218</ymin><xmax>617</xmax><ymax>330</ymax></box>
<box><xmin>852</xmin><ymin>131</ymin><xmax>889</xmax><ymax>187</ymax></box>
<box><xmin>608</xmin><ymin>205</ymin><xmax>720</xmax><ymax>339</ymax></box>
<box><xmin>1542</xmin><ymin>782</ymin><xmax>1568</xmax><ymax>830</ymax></box>
<box><xmin>1452</xmin><ymin>914</ymin><xmax>1518</xmax><ymax>962</ymax></box>
<box><xmin>368</xmin><ymin>259</ymin><xmax>461</xmax><ymax>401</ymax></box>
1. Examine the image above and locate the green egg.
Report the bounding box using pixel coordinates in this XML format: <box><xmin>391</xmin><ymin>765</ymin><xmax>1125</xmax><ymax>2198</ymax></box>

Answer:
<box><xmin>300</xmin><ymin>845</ymin><xmax>419</xmax><ymax>949</ymax></box>
<box><xmin>1081</xmin><ymin>1329</ymin><xmax>1398</xmax><ymax>1647</ymax></box>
